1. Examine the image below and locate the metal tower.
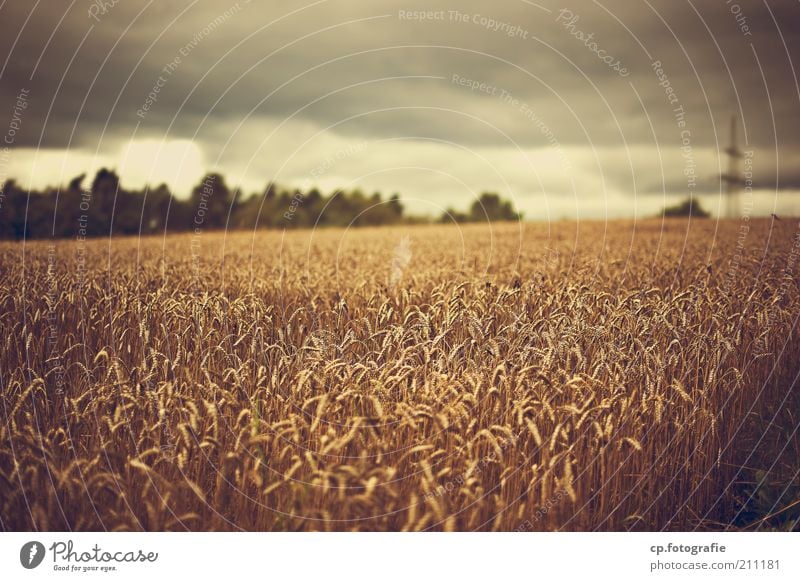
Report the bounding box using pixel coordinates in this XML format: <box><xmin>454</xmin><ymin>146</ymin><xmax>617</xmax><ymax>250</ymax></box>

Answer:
<box><xmin>720</xmin><ymin>116</ymin><xmax>743</xmax><ymax>218</ymax></box>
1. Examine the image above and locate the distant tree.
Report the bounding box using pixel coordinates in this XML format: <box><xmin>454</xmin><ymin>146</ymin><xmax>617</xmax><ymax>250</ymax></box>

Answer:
<box><xmin>1</xmin><ymin>172</ymin><xmax>412</xmax><ymax>239</ymax></box>
<box><xmin>89</xmin><ymin>168</ymin><xmax>120</xmax><ymax>235</ymax></box>
<box><xmin>469</xmin><ymin>192</ymin><xmax>522</xmax><ymax>222</ymax></box>
<box><xmin>56</xmin><ymin>173</ymin><xmax>88</xmax><ymax>237</ymax></box>
<box><xmin>304</xmin><ymin>188</ymin><xmax>324</xmax><ymax>225</ymax></box>
<box><xmin>389</xmin><ymin>193</ymin><xmax>403</xmax><ymax>216</ymax></box>
<box><xmin>662</xmin><ymin>197</ymin><xmax>710</xmax><ymax>218</ymax></box>
<box><xmin>259</xmin><ymin>183</ymin><xmax>279</xmax><ymax>227</ymax></box>
<box><xmin>140</xmin><ymin>183</ymin><xmax>173</xmax><ymax>234</ymax></box>
<box><xmin>0</xmin><ymin>180</ymin><xmax>24</xmax><ymax>238</ymax></box>
<box><xmin>68</xmin><ymin>173</ymin><xmax>86</xmax><ymax>192</ymax></box>
<box><xmin>190</xmin><ymin>173</ymin><xmax>234</xmax><ymax>229</ymax></box>
<box><xmin>440</xmin><ymin>207</ymin><xmax>469</xmax><ymax>224</ymax></box>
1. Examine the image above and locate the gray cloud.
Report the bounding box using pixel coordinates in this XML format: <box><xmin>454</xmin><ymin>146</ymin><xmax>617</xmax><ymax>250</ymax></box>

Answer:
<box><xmin>1</xmin><ymin>0</ymin><xmax>798</xmax><ymax>215</ymax></box>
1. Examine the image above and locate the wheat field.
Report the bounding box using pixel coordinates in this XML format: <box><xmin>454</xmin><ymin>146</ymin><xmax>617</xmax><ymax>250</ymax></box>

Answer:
<box><xmin>1</xmin><ymin>219</ymin><xmax>798</xmax><ymax>531</ymax></box>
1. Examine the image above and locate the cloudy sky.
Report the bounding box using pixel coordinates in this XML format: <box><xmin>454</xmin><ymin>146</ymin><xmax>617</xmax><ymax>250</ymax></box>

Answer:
<box><xmin>1</xmin><ymin>0</ymin><xmax>799</xmax><ymax>219</ymax></box>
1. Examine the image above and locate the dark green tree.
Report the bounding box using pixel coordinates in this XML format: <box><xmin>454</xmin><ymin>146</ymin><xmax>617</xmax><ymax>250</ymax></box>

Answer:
<box><xmin>190</xmin><ymin>173</ymin><xmax>234</xmax><ymax>229</ymax></box>
<box><xmin>662</xmin><ymin>197</ymin><xmax>710</xmax><ymax>218</ymax></box>
<box><xmin>467</xmin><ymin>192</ymin><xmax>522</xmax><ymax>222</ymax></box>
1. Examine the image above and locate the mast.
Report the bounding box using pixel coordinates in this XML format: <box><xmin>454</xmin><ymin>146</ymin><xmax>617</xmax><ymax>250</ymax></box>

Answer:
<box><xmin>720</xmin><ymin>115</ymin><xmax>743</xmax><ymax>218</ymax></box>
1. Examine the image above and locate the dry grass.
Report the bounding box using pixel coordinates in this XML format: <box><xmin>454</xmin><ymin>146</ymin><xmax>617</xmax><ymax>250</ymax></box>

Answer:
<box><xmin>0</xmin><ymin>218</ymin><xmax>798</xmax><ymax>531</ymax></box>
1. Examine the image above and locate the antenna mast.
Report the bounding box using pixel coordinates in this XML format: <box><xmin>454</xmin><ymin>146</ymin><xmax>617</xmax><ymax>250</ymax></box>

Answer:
<box><xmin>720</xmin><ymin>115</ymin><xmax>743</xmax><ymax>218</ymax></box>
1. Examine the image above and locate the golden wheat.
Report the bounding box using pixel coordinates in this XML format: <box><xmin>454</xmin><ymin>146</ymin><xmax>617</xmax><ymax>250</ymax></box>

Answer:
<box><xmin>0</xmin><ymin>219</ymin><xmax>798</xmax><ymax>531</ymax></box>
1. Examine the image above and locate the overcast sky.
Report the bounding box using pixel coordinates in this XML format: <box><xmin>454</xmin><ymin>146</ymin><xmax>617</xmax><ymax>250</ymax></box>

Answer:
<box><xmin>1</xmin><ymin>0</ymin><xmax>799</xmax><ymax>219</ymax></box>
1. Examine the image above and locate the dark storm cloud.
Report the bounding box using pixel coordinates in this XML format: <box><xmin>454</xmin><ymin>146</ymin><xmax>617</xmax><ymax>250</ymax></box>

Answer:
<box><xmin>0</xmin><ymin>0</ymin><xmax>798</xmax><ymax>194</ymax></box>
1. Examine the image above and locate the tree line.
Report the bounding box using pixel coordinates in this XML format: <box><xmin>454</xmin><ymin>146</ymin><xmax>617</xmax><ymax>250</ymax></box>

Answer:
<box><xmin>0</xmin><ymin>169</ymin><xmax>523</xmax><ymax>239</ymax></box>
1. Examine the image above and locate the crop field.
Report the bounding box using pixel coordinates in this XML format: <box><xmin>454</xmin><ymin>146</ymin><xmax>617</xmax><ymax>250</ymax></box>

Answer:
<box><xmin>1</xmin><ymin>219</ymin><xmax>798</xmax><ymax>531</ymax></box>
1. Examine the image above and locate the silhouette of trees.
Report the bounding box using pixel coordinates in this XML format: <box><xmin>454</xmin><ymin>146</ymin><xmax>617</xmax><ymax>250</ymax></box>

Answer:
<box><xmin>0</xmin><ymin>170</ymin><xmax>529</xmax><ymax>240</ymax></box>
<box><xmin>189</xmin><ymin>173</ymin><xmax>235</xmax><ymax>230</ymax></box>
<box><xmin>470</xmin><ymin>192</ymin><xmax>522</xmax><ymax>221</ymax></box>
<box><xmin>441</xmin><ymin>192</ymin><xmax>522</xmax><ymax>223</ymax></box>
<box><xmin>662</xmin><ymin>197</ymin><xmax>710</xmax><ymax>218</ymax></box>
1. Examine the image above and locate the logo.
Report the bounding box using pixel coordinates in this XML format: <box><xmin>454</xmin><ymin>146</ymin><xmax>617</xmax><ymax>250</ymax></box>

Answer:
<box><xmin>20</xmin><ymin>541</ymin><xmax>46</xmax><ymax>569</ymax></box>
